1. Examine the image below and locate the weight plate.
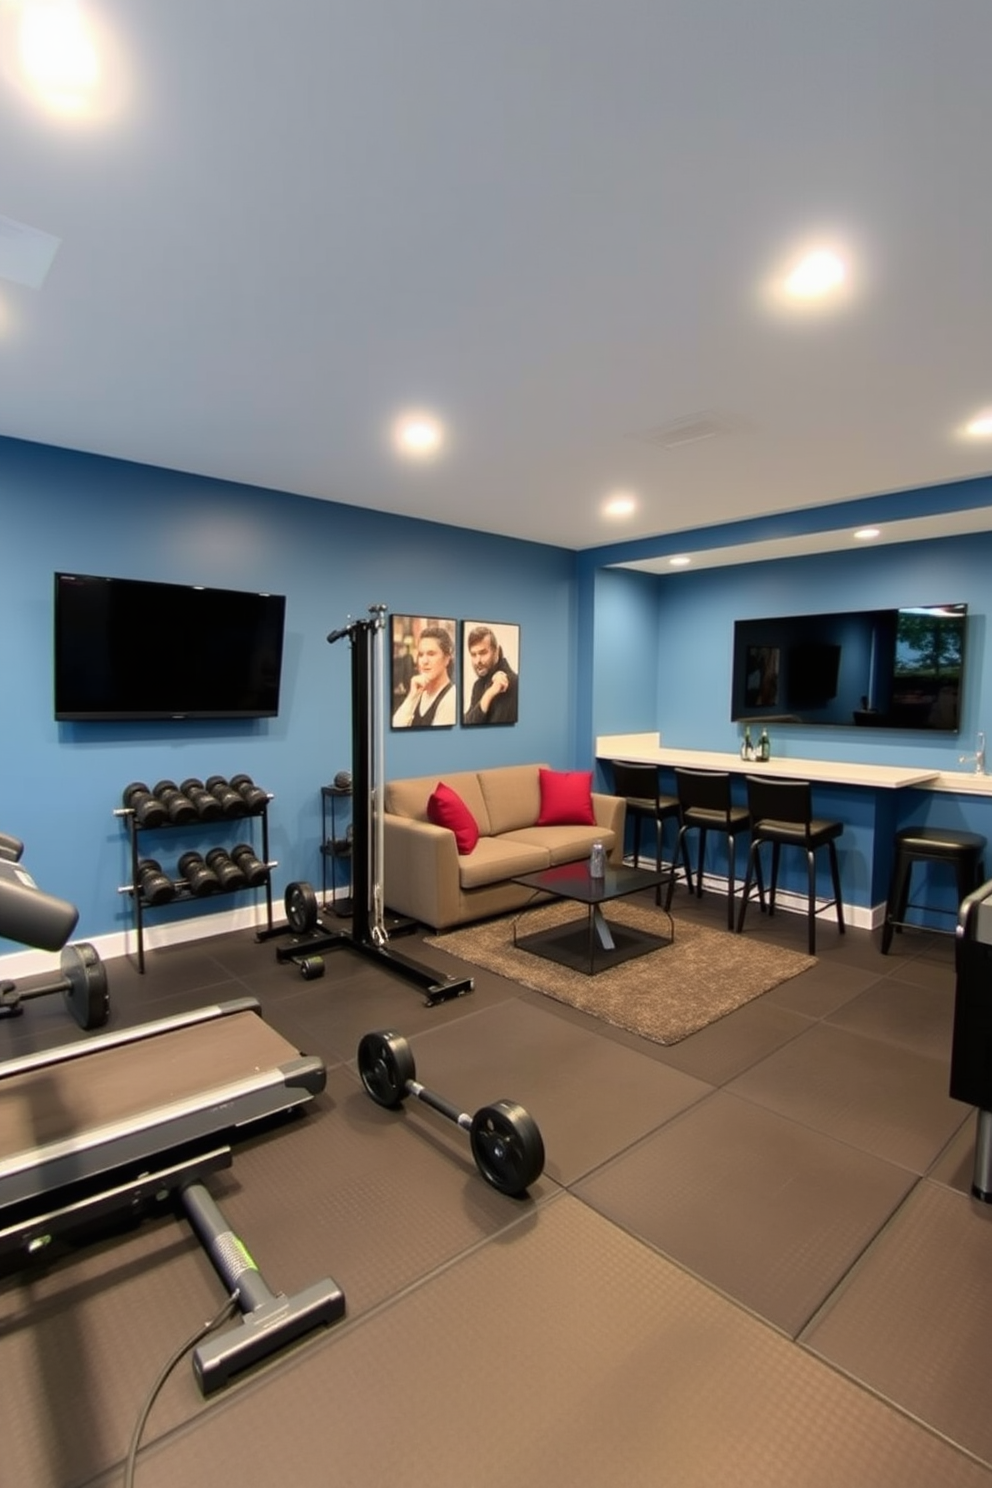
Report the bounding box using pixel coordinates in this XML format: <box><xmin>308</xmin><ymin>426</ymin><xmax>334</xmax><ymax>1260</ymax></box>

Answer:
<box><xmin>470</xmin><ymin>1101</ymin><xmax>545</xmax><ymax>1196</ymax></box>
<box><xmin>284</xmin><ymin>880</ymin><xmax>319</xmax><ymax>933</ymax></box>
<box><xmin>61</xmin><ymin>943</ymin><xmax>110</xmax><ymax>1030</ymax></box>
<box><xmin>357</xmin><ymin>1030</ymin><xmax>415</xmax><ymax>1108</ymax></box>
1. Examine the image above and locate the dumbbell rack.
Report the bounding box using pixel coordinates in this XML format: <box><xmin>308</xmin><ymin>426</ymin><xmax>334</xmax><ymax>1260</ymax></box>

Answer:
<box><xmin>117</xmin><ymin>788</ymin><xmax>276</xmax><ymax>973</ymax></box>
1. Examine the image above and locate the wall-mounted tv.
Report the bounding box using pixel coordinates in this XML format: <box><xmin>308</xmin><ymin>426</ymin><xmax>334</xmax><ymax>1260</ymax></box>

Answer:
<box><xmin>730</xmin><ymin>603</ymin><xmax>967</xmax><ymax>732</ymax></box>
<box><xmin>54</xmin><ymin>573</ymin><xmax>287</xmax><ymax>721</ymax></box>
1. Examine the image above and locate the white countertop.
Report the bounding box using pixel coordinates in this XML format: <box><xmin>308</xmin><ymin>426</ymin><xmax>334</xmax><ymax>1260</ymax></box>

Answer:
<box><xmin>595</xmin><ymin>733</ymin><xmax>992</xmax><ymax>794</ymax></box>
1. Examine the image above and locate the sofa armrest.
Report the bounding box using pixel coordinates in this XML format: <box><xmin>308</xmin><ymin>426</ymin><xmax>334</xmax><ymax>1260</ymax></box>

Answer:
<box><xmin>382</xmin><ymin>813</ymin><xmax>464</xmax><ymax>928</ymax></box>
<box><xmin>592</xmin><ymin>793</ymin><xmax>627</xmax><ymax>864</ymax></box>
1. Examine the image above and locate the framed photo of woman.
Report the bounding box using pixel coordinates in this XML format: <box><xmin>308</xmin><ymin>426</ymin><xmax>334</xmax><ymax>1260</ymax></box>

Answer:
<box><xmin>461</xmin><ymin>621</ymin><xmax>520</xmax><ymax>726</ymax></box>
<box><xmin>390</xmin><ymin>615</ymin><xmax>458</xmax><ymax>729</ymax></box>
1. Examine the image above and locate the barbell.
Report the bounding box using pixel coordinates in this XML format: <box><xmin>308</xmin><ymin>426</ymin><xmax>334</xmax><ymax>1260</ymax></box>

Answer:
<box><xmin>357</xmin><ymin>1029</ymin><xmax>545</xmax><ymax>1196</ymax></box>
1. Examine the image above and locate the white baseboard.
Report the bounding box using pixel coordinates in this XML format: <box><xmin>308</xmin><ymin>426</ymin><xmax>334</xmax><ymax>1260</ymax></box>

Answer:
<box><xmin>0</xmin><ymin>900</ymin><xmax>277</xmax><ymax>981</ymax></box>
<box><xmin>638</xmin><ymin>857</ymin><xmax>881</xmax><ymax>932</ymax></box>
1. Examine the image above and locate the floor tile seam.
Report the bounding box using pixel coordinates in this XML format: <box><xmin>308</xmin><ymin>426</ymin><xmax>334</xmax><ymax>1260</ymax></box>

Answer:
<box><xmin>786</xmin><ymin>1172</ymin><xmax>926</xmax><ymax>1341</ymax></box>
<box><xmin>560</xmin><ymin>1083</ymin><xmax>727</xmax><ymax>1189</ymax></box>
<box><xmin>714</xmin><ymin>1083</ymin><xmax>939</xmax><ymax>1177</ymax></box>
<box><xmin>774</xmin><ymin>1010</ymin><xmax>960</xmax><ymax>1072</ymax></box>
<box><xmin>793</xmin><ymin>1329</ymin><xmax>992</xmax><ymax>1478</ymax></box>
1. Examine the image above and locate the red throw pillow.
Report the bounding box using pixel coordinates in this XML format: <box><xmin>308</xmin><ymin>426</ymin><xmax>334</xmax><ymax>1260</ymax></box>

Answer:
<box><xmin>537</xmin><ymin>768</ymin><xmax>595</xmax><ymax>826</ymax></box>
<box><xmin>427</xmin><ymin>781</ymin><xmax>480</xmax><ymax>854</ymax></box>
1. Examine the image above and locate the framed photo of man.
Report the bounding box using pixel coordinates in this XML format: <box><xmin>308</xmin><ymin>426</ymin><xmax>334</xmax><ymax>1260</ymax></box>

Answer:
<box><xmin>390</xmin><ymin>615</ymin><xmax>458</xmax><ymax>729</ymax></box>
<box><xmin>461</xmin><ymin>621</ymin><xmax>520</xmax><ymax>726</ymax></box>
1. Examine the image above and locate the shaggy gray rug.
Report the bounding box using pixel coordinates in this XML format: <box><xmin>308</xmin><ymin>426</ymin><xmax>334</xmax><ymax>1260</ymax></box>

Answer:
<box><xmin>426</xmin><ymin>898</ymin><xmax>815</xmax><ymax>1044</ymax></box>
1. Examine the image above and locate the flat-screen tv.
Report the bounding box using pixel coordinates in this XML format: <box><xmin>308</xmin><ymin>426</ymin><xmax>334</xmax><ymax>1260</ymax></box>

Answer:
<box><xmin>731</xmin><ymin>603</ymin><xmax>967</xmax><ymax>732</ymax></box>
<box><xmin>54</xmin><ymin>573</ymin><xmax>287</xmax><ymax>721</ymax></box>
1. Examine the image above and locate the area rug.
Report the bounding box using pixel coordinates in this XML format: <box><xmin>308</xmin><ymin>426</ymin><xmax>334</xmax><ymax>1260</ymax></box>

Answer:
<box><xmin>425</xmin><ymin>899</ymin><xmax>815</xmax><ymax>1045</ymax></box>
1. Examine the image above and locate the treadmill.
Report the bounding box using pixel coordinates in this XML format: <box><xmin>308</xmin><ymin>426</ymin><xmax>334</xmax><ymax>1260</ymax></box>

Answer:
<box><xmin>0</xmin><ymin>837</ymin><xmax>345</xmax><ymax>1393</ymax></box>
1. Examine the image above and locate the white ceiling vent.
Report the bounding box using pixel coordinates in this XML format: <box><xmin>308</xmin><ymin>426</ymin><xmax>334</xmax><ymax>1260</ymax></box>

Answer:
<box><xmin>0</xmin><ymin>214</ymin><xmax>61</xmax><ymax>289</ymax></box>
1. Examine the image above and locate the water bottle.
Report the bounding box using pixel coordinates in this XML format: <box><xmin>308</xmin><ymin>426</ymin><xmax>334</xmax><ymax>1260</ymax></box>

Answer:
<box><xmin>757</xmin><ymin>728</ymin><xmax>771</xmax><ymax>762</ymax></box>
<box><xmin>589</xmin><ymin>840</ymin><xmax>606</xmax><ymax>877</ymax></box>
<box><xmin>740</xmin><ymin>726</ymin><xmax>754</xmax><ymax>761</ymax></box>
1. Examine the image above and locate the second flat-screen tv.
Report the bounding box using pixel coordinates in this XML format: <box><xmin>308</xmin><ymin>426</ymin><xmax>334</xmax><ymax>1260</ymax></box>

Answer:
<box><xmin>730</xmin><ymin>603</ymin><xmax>967</xmax><ymax>732</ymax></box>
<box><xmin>54</xmin><ymin>572</ymin><xmax>287</xmax><ymax>721</ymax></box>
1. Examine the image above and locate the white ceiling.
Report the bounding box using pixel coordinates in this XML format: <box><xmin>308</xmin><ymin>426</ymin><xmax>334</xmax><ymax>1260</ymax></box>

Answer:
<box><xmin>1</xmin><ymin>0</ymin><xmax>991</xmax><ymax>555</ymax></box>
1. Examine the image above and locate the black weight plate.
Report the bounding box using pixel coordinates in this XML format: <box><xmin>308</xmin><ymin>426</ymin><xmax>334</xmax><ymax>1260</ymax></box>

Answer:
<box><xmin>470</xmin><ymin>1101</ymin><xmax>545</xmax><ymax>1196</ymax></box>
<box><xmin>284</xmin><ymin>881</ymin><xmax>319</xmax><ymax>933</ymax></box>
<box><xmin>61</xmin><ymin>943</ymin><xmax>110</xmax><ymax>1030</ymax></box>
<box><xmin>357</xmin><ymin>1030</ymin><xmax>415</xmax><ymax>1108</ymax></box>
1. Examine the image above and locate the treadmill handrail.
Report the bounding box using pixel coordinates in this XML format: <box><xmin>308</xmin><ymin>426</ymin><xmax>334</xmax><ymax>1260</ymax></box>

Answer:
<box><xmin>0</xmin><ymin>1055</ymin><xmax>325</xmax><ymax>1185</ymax></box>
<box><xmin>0</xmin><ymin>996</ymin><xmax>263</xmax><ymax>1079</ymax></box>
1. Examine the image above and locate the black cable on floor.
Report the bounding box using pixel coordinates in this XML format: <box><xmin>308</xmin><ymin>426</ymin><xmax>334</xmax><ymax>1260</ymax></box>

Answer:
<box><xmin>123</xmin><ymin>1291</ymin><xmax>239</xmax><ymax>1488</ymax></box>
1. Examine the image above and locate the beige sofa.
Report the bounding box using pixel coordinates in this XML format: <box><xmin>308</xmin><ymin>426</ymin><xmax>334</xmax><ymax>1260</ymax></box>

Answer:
<box><xmin>382</xmin><ymin>762</ymin><xmax>625</xmax><ymax>930</ymax></box>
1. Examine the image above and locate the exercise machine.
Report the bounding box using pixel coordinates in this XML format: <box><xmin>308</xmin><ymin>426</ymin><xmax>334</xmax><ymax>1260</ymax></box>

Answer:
<box><xmin>0</xmin><ymin>833</ymin><xmax>345</xmax><ymax>1393</ymax></box>
<box><xmin>951</xmin><ymin>878</ymin><xmax>992</xmax><ymax>1201</ymax></box>
<box><xmin>0</xmin><ymin>834</ymin><xmax>109</xmax><ymax>1028</ymax></box>
<box><xmin>269</xmin><ymin>604</ymin><xmax>472</xmax><ymax>1007</ymax></box>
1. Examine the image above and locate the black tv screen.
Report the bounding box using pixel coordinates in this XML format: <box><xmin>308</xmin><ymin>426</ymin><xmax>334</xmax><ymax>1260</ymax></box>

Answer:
<box><xmin>731</xmin><ymin>603</ymin><xmax>967</xmax><ymax>731</ymax></box>
<box><xmin>54</xmin><ymin>573</ymin><xmax>287</xmax><ymax>721</ymax></box>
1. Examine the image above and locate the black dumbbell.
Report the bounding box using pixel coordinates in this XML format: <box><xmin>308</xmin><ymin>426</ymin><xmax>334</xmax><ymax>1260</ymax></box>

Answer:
<box><xmin>180</xmin><ymin>777</ymin><xmax>224</xmax><ymax>822</ymax></box>
<box><xmin>230</xmin><ymin>843</ymin><xmax>269</xmax><ymax>887</ymax></box>
<box><xmin>122</xmin><ymin>781</ymin><xmax>167</xmax><ymax>829</ymax></box>
<box><xmin>204</xmin><ymin>776</ymin><xmax>248</xmax><ymax>819</ymax></box>
<box><xmin>177</xmin><ymin>851</ymin><xmax>221</xmax><ymax>896</ymax></box>
<box><xmin>153</xmin><ymin>780</ymin><xmax>198</xmax><ymax>825</ymax></box>
<box><xmin>229</xmin><ymin>773</ymin><xmax>269</xmax><ymax>814</ymax></box>
<box><xmin>204</xmin><ymin>847</ymin><xmax>247</xmax><ymax>891</ymax></box>
<box><xmin>357</xmin><ymin>1030</ymin><xmax>545</xmax><ymax>1196</ymax></box>
<box><xmin>137</xmin><ymin>858</ymin><xmax>176</xmax><ymax>906</ymax></box>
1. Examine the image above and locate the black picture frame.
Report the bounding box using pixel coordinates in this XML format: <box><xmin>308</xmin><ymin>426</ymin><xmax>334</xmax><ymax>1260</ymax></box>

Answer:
<box><xmin>461</xmin><ymin>620</ymin><xmax>520</xmax><ymax>726</ymax></box>
<box><xmin>389</xmin><ymin>615</ymin><xmax>458</xmax><ymax>729</ymax></box>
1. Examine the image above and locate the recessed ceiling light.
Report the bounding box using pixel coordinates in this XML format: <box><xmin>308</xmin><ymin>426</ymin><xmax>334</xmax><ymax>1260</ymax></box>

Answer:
<box><xmin>18</xmin><ymin>0</ymin><xmax>99</xmax><ymax>110</ymax></box>
<box><xmin>669</xmin><ymin>555</ymin><xmax>691</xmax><ymax>568</ymax></box>
<box><xmin>784</xmin><ymin>249</ymin><xmax>846</xmax><ymax>299</ymax></box>
<box><xmin>603</xmin><ymin>491</ymin><xmax>637</xmax><ymax>518</ymax></box>
<box><xmin>392</xmin><ymin>410</ymin><xmax>445</xmax><ymax>459</ymax></box>
<box><xmin>853</xmin><ymin>527</ymin><xmax>881</xmax><ymax>541</ymax></box>
<box><xmin>964</xmin><ymin>410</ymin><xmax>992</xmax><ymax>438</ymax></box>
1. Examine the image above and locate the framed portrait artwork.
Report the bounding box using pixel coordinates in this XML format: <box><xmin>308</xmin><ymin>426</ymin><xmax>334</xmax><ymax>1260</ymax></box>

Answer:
<box><xmin>389</xmin><ymin>615</ymin><xmax>458</xmax><ymax>729</ymax></box>
<box><xmin>461</xmin><ymin>621</ymin><xmax>520</xmax><ymax>726</ymax></box>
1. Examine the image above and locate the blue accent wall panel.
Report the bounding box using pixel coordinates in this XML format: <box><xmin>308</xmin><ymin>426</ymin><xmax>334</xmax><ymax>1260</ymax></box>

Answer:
<box><xmin>1</xmin><ymin>437</ymin><xmax>577</xmax><ymax>946</ymax></box>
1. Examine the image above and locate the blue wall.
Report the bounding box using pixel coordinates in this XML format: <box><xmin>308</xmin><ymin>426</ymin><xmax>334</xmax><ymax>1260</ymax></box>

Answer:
<box><xmin>6</xmin><ymin>431</ymin><xmax>992</xmax><ymax>956</ymax></box>
<box><xmin>1</xmin><ymin>436</ymin><xmax>577</xmax><ymax>949</ymax></box>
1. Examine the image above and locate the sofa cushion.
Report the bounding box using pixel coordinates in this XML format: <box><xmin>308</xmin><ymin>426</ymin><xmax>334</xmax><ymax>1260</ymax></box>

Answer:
<box><xmin>386</xmin><ymin>770</ymin><xmax>492</xmax><ymax>835</ymax></box>
<box><xmin>504</xmin><ymin>824</ymin><xmax>614</xmax><ymax>866</ymax></box>
<box><xmin>427</xmin><ymin>782</ymin><xmax>480</xmax><ymax>854</ymax></box>
<box><xmin>537</xmin><ymin>768</ymin><xmax>595</xmax><ymax>826</ymax></box>
<box><xmin>477</xmin><ymin>763</ymin><xmax>545</xmax><ymax>835</ymax></box>
<box><xmin>455</xmin><ymin>835</ymin><xmax>551</xmax><ymax>889</ymax></box>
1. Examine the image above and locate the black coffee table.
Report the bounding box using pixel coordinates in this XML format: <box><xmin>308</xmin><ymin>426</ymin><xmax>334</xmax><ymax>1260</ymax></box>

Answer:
<box><xmin>510</xmin><ymin>861</ymin><xmax>675</xmax><ymax>976</ymax></box>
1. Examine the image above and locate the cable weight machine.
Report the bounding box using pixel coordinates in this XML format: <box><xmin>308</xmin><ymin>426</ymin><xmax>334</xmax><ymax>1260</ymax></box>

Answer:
<box><xmin>275</xmin><ymin>605</ymin><xmax>473</xmax><ymax>1007</ymax></box>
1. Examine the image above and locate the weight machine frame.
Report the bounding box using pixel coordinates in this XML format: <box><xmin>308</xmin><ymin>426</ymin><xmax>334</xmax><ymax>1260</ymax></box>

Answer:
<box><xmin>275</xmin><ymin>605</ymin><xmax>472</xmax><ymax>1007</ymax></box>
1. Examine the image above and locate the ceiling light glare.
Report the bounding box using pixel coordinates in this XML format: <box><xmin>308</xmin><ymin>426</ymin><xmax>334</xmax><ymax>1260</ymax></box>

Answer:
<box><xmin>392</xmin><ymin>411</ymin><xmax>445</xmax><ymax>460</ymax></box>
<box><xmin>853</xmin><ymin>527</ymin><xmax>881</xmax><ymax>541</ymax></box>
<box><xmin>19</xmin><ymin>1</ymin><xmax>99</xmax><ymax>111</ymax></box>
<box><xmin>784</xmin><ymin>249</ymin><xmax>846</xmax><ymax>300</ymax></box>
<box><xmin>668</xmin><ymin>555</ymin><xmax>691</xmax><ymax>568</ymax></box>
<box><xmin>964</xmin><ymin>410</ymin><xmax>992</xmax><ymax>438</ymax></box>
<box><xmin>603</xmin><ymin>491</ymin><xmax>637</xmax><ymax>518</ymax></box>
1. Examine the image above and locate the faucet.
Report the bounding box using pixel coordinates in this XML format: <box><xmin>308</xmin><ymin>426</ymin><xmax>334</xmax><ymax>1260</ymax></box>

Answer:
<box><xmin>960</xmin><ymin>731</ymin><xmax>986</xmax><ymax>775</ymax></box>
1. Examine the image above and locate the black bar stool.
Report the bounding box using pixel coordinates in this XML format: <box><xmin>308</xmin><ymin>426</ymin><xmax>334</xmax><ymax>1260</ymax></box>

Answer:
<box><xmin>881</xmin><ymin>826</ymin><xmax>987</xmax><ymax>953</ymax></box>
<box><xmin>608</xmin><ymin>760</ymin><xmax>680</xmax><ymax>873</ymax></box>
<box><xmin>667</xmin><ymin>768</ymin><xmax>750</xmax><ymax>929</ymax></box>
<box><xmin>736</xmin><ymin>775</ymin><xmax>844</xmax><ymax>955</ymax></box>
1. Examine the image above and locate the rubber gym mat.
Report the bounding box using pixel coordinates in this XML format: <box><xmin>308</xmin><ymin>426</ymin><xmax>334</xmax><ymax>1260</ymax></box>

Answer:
<box><xmin>116</xmin><ymin>1194</ymin><xmax>992</xmax><ymax>1488</ymax></box>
